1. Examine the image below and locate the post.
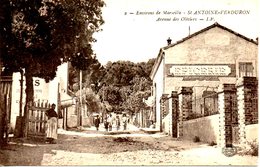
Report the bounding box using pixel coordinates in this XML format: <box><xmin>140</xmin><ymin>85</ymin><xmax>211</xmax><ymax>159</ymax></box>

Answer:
<box><xmin>218</xmin><ymin>84</ymin><xmax>236</xmax><ymax>148</ymax></box>
<box><xmin>236</xmin><ymin>77</ymin><xmax>258</xmax><ymax>145</ymax></box>
<box><xmin>178</xmin><ymin>87</ymin><xmax>193</xmax><ymax>138</ymax></box>
<box><xmin>171</xmin><ymin>91</ymin><xmax>178</xmax><ymax>138</ymax></box>
<box><xmin>102</xmin><ymin>83</ymin><xmax>107</xmax><ymax>118</ymax></box>
<box><xmin>160</xmin><ymin>94</ymin><xmax>168</xmax><ymax>132</ymax></box>
<box><xmin>63</xmin><ymin>107</ymin><xmax>67</xmax><ymax>130</ymax></box>
<box><xmin>79</xmin><ymin>70</ymin><xmax>82</xmax><ymax>127</ymax></box>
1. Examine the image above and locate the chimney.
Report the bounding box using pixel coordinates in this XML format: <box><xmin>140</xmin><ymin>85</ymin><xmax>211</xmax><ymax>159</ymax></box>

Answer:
<box><xmin>256</xmin><ymin>37</ymin><xmax>258</xmax><ymax>44</ymax></box>
<box><xmin>167</xmin><ymin>37</ymin><xmax>172</xmax><ymax>45</ymax></box>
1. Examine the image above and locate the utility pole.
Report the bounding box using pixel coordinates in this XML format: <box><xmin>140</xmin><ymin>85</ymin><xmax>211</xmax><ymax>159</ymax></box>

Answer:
<box><xmin>19</xmin><ymin>69</ymin><xmax>24</xmax><ymax>116</ymax></box>
<box><xmin>79</xmin><ymin>70</ymin><xmax>83</xmax><ymax>127</ymax></box>
<box><xmin>102</xmin><ymin>83</ymin><xmax>105</xmax><ymax>114</ymax></box>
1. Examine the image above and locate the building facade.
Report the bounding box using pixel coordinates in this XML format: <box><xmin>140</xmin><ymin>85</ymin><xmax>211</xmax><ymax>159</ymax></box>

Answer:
<box><xmin>150</xmin><ymin>22</ymin><xmax>258</xmax><ymax>133</ymax></box>
<box><xmin>10</xmin><ymin>63</ymin><xmax>77</xmax><ymax>131</ymax></box>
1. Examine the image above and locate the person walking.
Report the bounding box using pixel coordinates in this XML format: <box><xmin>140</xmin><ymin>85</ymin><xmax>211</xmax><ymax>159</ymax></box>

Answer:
<box><xmin>45</xmin><ymin>103</ymin><xmax>58</xmax><ymax>144</ymax></box>
<box><xmin>122</xmin><ymin>114</ymin><xmax>127</xmax><ymax>130</ymax></box>
<box><xmin>94</xmin><ymin>115</ymin><xmax>100</xmax><ymax>131</ymax></box>
<box><xmin>104</xmin><ymin>117</ymin><xmax>109</xmax><ymax>131</ymax></box>
<box><xmin>107</xmin><ymin>114</ymin><xmax>113</xmax><ymax>131</ymax></box>
<box><xmin>115</xmin><ymin>115</ymin><xmax>120</xmax><ymax>131</ymax></box>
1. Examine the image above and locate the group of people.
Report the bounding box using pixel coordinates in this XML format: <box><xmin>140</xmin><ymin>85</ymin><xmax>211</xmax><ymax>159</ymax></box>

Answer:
<box><xmin>94</xmin><ymin>113</ymin><xmax>129</xmax><ymax>131</ymax></box>
<box><xmin>44</xmin><ymin>104</ymin><xmax>131</xmax><ymax>144</ymax></box>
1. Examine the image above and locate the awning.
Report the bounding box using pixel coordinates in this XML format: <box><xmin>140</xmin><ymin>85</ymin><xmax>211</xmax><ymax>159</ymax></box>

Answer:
<box><xmin>60</xmin><ymin>92</ymin><xmax>75</xmax><ymax>107</ymax></box>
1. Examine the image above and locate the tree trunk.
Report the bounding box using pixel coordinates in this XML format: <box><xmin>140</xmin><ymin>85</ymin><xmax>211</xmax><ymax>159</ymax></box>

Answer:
<box><xmin>0</xmin><ymin>95</ymin><xmax>5</xmax><ymax>145</ymax></box>
<box><xmin>22</xmin><ymin>67</ymin><xmax>34</xmax><ymax>137</ymax></box>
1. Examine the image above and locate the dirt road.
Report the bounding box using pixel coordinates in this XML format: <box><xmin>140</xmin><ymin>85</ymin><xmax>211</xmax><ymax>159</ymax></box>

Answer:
<box><xmin>0</xmin><ymin>128</ymin><xmax>258</xmax><ymax>166</ymax></box>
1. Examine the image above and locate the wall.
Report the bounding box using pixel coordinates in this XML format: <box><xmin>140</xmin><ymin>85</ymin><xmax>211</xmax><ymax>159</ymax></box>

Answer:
<box><xmin>162</xmin><ymin>113</ymin><xmax>170</xmax><ymax>134</ymax></box>
<box><xmin>164</xmin><ymin>26</ymin><xmax>258</xmax><ymax>95</ymax></box>
<box><xmin>10</xmin><ymin>73</ymin><xmax>52</xmax><ymax>130</ymax></box>
<box><xmin>164</xmin><ymin>27</ymin><xmax>257</xmax><ymax>66</ymax></box>
<box><xmin>245</xmin><ymin>124</ymin><xmax>258</xmax><ymax>142</ymax></box>
<box><xmin>67</xmin><ymin>115</ymin><xmax>77</xmax><ymax>128</ymax></box>
<box><xmin>67</xmin><ymin>106</ymin><xmax>77</xmax><ymax>128</ymax></box>
<box><xmin>57</xmin><ymin>63</ymin><xmax>69</xmax><ymax>94</ymax></box>
<box><xmin>152</xmin><ymin>25</ymin><xmax>258</xmax><ymax>139</ymax></box>
<box><xmin>183</xmin><ymin>114</ymin><xmax>220</xmax><ymax>143</ymax></box>
<box><xmin>153</xmin><ymin>60</ymin><xmax>164</xmax><ymax>130</ymax></box>
<box><xmin>10</xmin><ymin>63</ymin><xmax>68</xmax><ymax>130</ymax></box>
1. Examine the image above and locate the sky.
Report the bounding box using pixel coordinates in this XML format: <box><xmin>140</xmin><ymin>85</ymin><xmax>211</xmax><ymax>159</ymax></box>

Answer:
<box><xmin>92</xmin><ymin>0</ymin><xmax>259</xmax><ymax>65</ymax></box>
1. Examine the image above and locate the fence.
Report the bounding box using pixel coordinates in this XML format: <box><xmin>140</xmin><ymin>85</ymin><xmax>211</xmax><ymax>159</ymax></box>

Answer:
<box><xmin>0</xmin><ymin>76</ymin><xmax>12</xmax><ymax>144</ymax></box>
<box><xmin>159</xmin><ymin>76</ymin><xmax>258</xmax><ymax>147</ymax></box>
<box><xmin>27</xmin><ymin>100</ymin><xmax>51</xmax><ymax>138</ymax></box>
<box><xmin>189</xmin><ymin>89</ymin><xmax>218</xmax><ymax>120</ymax></box>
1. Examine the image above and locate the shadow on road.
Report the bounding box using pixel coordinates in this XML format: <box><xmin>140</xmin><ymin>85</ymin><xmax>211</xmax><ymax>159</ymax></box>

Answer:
<box><xmin>0</xmin><ymin>130</ymin><xmax>187</xmax><ymax>166</ymax></box>
<box><xmin>0</xmin><ymin>138</ymin><xmax>46</xmax><ymax>166</ymax></box>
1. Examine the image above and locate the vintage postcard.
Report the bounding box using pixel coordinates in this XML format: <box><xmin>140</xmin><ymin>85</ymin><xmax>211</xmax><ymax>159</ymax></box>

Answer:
<box><xmin>0</xmin><ymin>0</ymin><xmax>258</xmax><ymax>166</ymax></box>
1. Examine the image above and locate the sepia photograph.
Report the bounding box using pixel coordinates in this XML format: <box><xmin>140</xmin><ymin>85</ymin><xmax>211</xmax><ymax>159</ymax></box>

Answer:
<box><xmin>0</xmin><ymin>0</ymin><xmax>259</xmax><ymax>166</ymax></box>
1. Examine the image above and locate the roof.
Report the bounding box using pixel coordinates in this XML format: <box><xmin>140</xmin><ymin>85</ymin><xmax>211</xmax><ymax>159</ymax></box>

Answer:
<box><xmin>164</xmin><ymin>22</ymin><xmax>258</xmax><ymax>50</ymax></box>
<box><xmin>149</xmin><ymin>22</ymin><xmax>258</xmax><ymax>80</ymax></box>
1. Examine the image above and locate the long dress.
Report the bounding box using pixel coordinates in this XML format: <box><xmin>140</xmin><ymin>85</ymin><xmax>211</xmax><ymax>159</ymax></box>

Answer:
<box><xmin>46</xmin><ymin>117</ymin><xmax>58</xmax><ymax>140</ymax></box>
<box><xmin>107</xmin><ymin>116</ymin><xmax>113</xmax><ymax>131</ymax></box>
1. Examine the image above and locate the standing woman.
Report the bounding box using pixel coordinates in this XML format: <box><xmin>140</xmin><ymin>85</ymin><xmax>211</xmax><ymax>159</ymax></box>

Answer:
<box><xmin>94</xmin><ymin>115</ymin><xmax>101</xmax><ymax>131</ymax></box>
<box><xmin>45</xmin><ymin>103</ymin><xmax>58</xmax><ymax>144</ymax></box>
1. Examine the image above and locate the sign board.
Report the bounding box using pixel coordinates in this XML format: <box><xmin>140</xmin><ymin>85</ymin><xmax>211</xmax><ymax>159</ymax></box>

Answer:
<box><xmin>166</xmin><ymin>64</ymin><xmax>236</xmax><ymax>77</ymax></box>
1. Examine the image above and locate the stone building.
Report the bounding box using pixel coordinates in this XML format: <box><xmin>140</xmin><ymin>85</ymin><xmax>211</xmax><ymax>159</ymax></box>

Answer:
<box><xmin>149</xmin><ymin>22</ymin><xmax>258</xmax><ymax>144</ymax></box>
<box><xmin>9</xmin><ymin>62</ymin><xmax>84</xmax><ymax>133</ymax></box>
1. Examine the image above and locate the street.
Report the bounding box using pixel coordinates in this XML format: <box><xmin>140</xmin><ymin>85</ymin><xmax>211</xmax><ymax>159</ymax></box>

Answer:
<box><xmin>0</xmin><ymin>125</ymin><xmax>258</xmax><ymax>166</ymax></box>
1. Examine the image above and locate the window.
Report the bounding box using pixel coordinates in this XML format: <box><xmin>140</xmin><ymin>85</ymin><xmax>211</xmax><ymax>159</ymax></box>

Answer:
<box><xmin>239</xmin><ymin>62</ymin><xmax>254</xmax><ymax>77</ymax></box>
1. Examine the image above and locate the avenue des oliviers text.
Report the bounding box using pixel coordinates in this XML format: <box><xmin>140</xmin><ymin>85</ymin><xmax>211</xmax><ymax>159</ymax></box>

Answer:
<box><xmin>133</xmin><ymin>9</ymin><xmax>250</xmax><ymax>22</ymax></box>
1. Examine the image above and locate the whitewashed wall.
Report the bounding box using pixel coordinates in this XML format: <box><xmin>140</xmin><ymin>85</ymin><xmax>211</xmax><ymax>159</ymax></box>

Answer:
<box><xmin>10</xmin><ymin>63</ymin><xmax>68</xmax><ymax>130</ymax></box>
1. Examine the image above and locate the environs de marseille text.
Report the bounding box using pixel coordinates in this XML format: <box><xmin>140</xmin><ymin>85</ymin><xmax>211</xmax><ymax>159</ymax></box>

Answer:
<box><xmin>135</xmin><ymin>10</ymin><xmax>250</xmax><ymax>15</ymax></box>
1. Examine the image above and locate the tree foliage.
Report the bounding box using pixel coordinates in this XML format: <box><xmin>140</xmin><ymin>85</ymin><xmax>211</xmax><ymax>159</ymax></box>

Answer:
<box><xmin>68</xmin><ymin>58</ymin><xmax>155</xmax><ymax>114</ymax></box>
<box><xmin>1</xmin><ymin>0</ymin><xmax>104</xmax><ymax>99</ymax></box>
<box><xmin>96</xmin><ymin>58</ymin><xmax>156</xmax><ymax>113</ymax></box>
<box><xmin>68</xmin><ymin>55</ymin><xmax>105</xmax><ymax>92</ymax></box>
<box><xmin>81</xmin><ymin>88</ymin><xmax>102</xmax><ymax>114</ymax></box>
<box><xmin>0</xmin><ymin>0</ymin><xmax>105</xmax><ymax>136</ymax></box>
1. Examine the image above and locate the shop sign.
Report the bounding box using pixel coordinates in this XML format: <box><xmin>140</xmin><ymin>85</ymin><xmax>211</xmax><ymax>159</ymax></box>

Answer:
<box><xmin>167</xmin><ymin>64</ymin><xmax>235</xmax><ymax>77</ymax></box>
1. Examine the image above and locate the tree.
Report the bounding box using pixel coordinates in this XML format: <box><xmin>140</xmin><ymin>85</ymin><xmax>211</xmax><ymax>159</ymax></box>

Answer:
<box><xmin>137</xmin><ymin>58</ymin><xmax>156</xmax><ymax>78</ymax></box>
<box><xmin>68</xmin><ymin>56</ymin><xmax>106</xmax><ymax>93</ymax></box>
<box><xmin>122</xmin><ymin>76</ymin><xmax>152</xmax><ymax>114</ymax></box>
<box><xmin>1</xmin><ymin>0</ymin><xmax>104</xmax><ymax>136</ymax></box>
<box><xmin>97</xmin><ymin>59</ymin><xmax>155</xmax><ymax>114</ymax></box>
<box><xmin>80</xmin><ymin>87</ymin><xmax>102</xmax><ymax>114</ymax></box>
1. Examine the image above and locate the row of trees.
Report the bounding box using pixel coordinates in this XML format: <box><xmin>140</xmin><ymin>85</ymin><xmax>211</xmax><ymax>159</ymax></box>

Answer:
<box><xmin>69</xmin><ymin>58</ymin><xmax>156</xmax><ymax>115</ymax></box>
<box><xmin>0</xmin><ymin>0</ymin><xmax>105</xmax><ymax>139</ymax></box>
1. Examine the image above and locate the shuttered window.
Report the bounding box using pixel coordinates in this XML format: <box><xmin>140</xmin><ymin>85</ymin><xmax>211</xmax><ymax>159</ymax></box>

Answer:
<box><xmin>239</xmin><ymin>62</ymin><xmax>254</xmax><ymax>77</ymax></box>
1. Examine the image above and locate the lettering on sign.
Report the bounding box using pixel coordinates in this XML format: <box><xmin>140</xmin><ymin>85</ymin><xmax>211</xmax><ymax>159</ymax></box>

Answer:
<box><xmin>34</xmin><ymin>79</ymin><xmax>40</xmax><ymax>86</ymax></box>
<box><xmin>167</xmin><ymin>64</ymin><xmax>235</xmax><ymax>77</ymax></box>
